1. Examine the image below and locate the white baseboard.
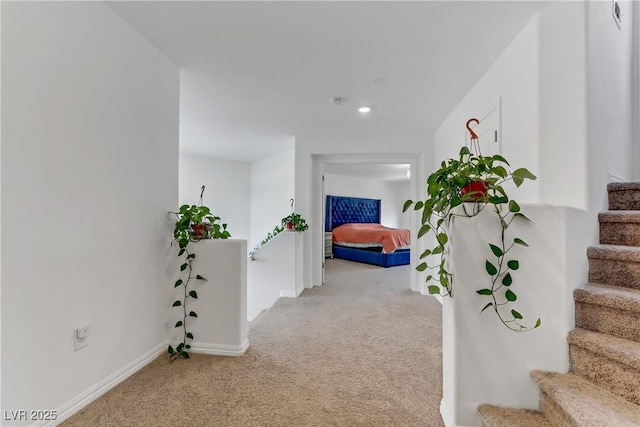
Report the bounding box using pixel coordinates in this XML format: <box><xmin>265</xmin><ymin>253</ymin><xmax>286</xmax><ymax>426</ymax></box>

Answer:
<box><xmin>50</xmin><ymin>341</ymin><xmax>167</xmax><ymax>426</ymax></box>
<box><xmin>440</xmin><ymin>399</ymin><xmax>476</xmax><ymax>427</ymax></box>
<box><xmin>191</xmin><ymin>339</ymin><xmax>249</xmax><ymax>356</ymax></box>
<box><xmin>280</xmin><ymin>290</ymin><xmax>297</xmax><ymax>298</ymax></box>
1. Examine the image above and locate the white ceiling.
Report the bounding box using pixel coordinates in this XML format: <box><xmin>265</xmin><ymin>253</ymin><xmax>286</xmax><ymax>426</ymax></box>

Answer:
<box><xmin>107</xmin><ymin>1</ymin><xmax>549</xmax><ymax>162</ymax></box>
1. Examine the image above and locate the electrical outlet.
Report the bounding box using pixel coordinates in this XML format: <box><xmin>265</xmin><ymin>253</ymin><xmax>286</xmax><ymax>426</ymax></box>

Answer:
<box><xmin>74</xmin><ymin>324</ymin><xmax>90</xmax><ymax>351</ymax></box>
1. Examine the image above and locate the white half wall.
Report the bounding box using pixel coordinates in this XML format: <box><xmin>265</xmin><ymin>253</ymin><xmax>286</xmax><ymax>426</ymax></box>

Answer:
<box><xmin>1</xmin><ymin>2</ymin><xmax>179</xmax><ymax>422</ymax></box>
<box><xmin>169</xmin><ymin>239</ymin><xmax>249</xmax><ymax>356</ymax></box>
<box><xmin>250</xmin><ymin>149</ymin><xmax>295</xmax><ymax>250</ymax></box>
<box><xmin>443</xmin><ymin>205</ymin><xmax>578</xmax><ymax>426</ymax></box>
<box><xmin>179</xmin><ymin>153</ymin><xmax>251</xmax><ymax>241</ymax></box>
<box><xmin>247</xmin><ymin>231</ymin><xmax>302</xmax><ymax>321</ymax></box>
<box><xmin>324</xmin><ymin>173</ymin><xmax>410</xmax><ymax>229</ymax></box>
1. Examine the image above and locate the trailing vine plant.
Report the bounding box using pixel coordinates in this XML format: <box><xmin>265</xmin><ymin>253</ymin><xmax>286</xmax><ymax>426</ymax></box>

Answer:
<box><xmin>168</xmin><ymin>186</ymin><xmax>231</xmax><ymax>361</ymax></box>
<box><xmin>249</xmin><ymin>199</ymin><xmax>309</xmax><ymax>260</ymax></box>
<box><xmin>404</xmin><ymin>132</ymin><xmax>540</xmax><ymax>331</ymax></box>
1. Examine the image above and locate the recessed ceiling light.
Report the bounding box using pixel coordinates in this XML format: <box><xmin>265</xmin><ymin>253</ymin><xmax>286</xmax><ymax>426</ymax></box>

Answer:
<box><xmin>358</xmin><ymin>106</ymin><xmax>371</xmax><ymax>113</ymax></box>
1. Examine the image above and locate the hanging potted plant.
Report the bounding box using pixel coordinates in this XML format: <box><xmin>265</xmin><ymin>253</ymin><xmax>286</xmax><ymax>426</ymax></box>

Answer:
<box><xmin>281</xmin><ymin>212</ymin><xmax>309</xmax><ymax>232</ymax></box>
<box><xmin>168</xmin><ymin>185</ymin><xmax>231</xmax><ymax>361</ymax></box>
<box><xmin>404</xmin><ymin>118</ymin><xmax>539</xmax><ymax>331</ymax></box>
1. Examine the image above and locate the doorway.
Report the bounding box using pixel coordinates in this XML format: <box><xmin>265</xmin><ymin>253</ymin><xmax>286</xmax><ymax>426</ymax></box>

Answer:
<box><xmin>311</xmin><ymin>153</ymin><xmax>424</xmax><ymax>293</ymax></box>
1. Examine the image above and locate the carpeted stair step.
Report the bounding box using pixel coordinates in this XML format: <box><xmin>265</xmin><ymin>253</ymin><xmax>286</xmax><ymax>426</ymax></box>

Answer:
<box><xmin>478</xmin><ymin>404</ymin><xmax>551</xmax><ymax>427</ymax></box>
<box><xmin>608</xmin><ymin>182</ymin><xmax>640</xmax><ymax>210</ymax></box>
<box><xmin>574</xmin><ymin>283</ymin><xmax>640</xmax><ymax>342</ymax></box>
<box><xmin>568</xmin><ymin>328</ymin><xmax>640</xmax><ymax>405</ymax></box>
<box><xmin>587</xmin><ymin>245</ymin><xmax>640</xmax><ymax>290</ymax></box>
<box><xmin>531</xmin><ymin>370</ymin><xmax>640</xmax><ymax>426</ymax></box>
<box><xmin>599</xmin><ymin>211</ymin><xmax>640</xmax><ymax>246</ymax></box>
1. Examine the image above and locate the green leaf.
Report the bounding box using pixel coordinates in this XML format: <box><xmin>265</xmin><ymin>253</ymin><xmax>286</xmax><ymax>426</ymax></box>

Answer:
<box><xmin>432</xmin><ymin>246</ymin><xmax>443</xmax><ymax>255</ymax></box>
<box><xmin>489</xmin><ymin>196</ymin><xmax>508</xmax><ymax>204</ymax></box>
<box><xmin>178</xmin><ymin>248</ymin><xmax>186</xmax><ymax>256</ymax></box>
<box><xmin>485</xmin><ymin>261</ymin><xmax>498</xmax><ymax>276</ymax></box>
<box><xmin>174</xmin><ymin>279</ymin><xmax>183</xmax><ymax>288</ymax></box>
<box><xmin>477</xmin><ymin>289</ymin><xmax>493</xmax><ymax>295</ymax></box>
<box><xmin>507</xmin><ymin>260</ymin><xmax>519</xmax><ymax>270</ymax></box>
<box><xmin>189</xmin><ymin>311</ymin><xmax>198</xmax><ymax>318</ymax></box>
<box><xmin>177</xmin><ymin>343</ymin><xmax>184</xmax><ymax>352</ymax></box>
<box><xmin>450</xmin><ymin>195</ymin><xmax>462</xmax><ymax>208</ymax></box>
<box><xmin>196</xmin><ymin>275</ymin><xmax>206</xmax><ymax>280</ymax></box>
<box><xmin>437</xmin><ymin>233</ymin><xmax>448</xmax><ymax>245</ymax></box>
<box><xmin>512</xmin><ymin>168</ymin><xmax>537</xmax><ymax>187</ymax></box>
<box><xmin>419</xmin><ymin>249</ymin><xmax>432</xmax><ymax>259</ymax></box>
<box><xmin>508</xmin><ymin>200</ymin><xmax>521</xmax><ymax>213</ymax></box>
<box><xmin>489</xmin><ymin>244</ymin><xmax>503</xmax><ymax>257</ymax></box>
<box><xmin>505</xmin><ymin>289</ymin><xmax>517</xmax><ymax>301</ymax></box>
<box><xmin>414</xmin><ymin>201</ymin><xmax>424</xmax><ymax>210</ymax></box>
<box><xmin>480</xmin><ymin>302</ymin><xmax>493</xmax><ymax>313</ymax></box>
<box><xmin>428</xmin><ymin>285</ymin><xmax>441</xmax><ymax>294</ymax></box>
<box><xmin>511</xmin><ymin>309</ymin><xmax>523</xmax><ymax>319</ymax></box>
<box><xmin>416</xmin><ymin>262</ymin><xmax>428</xmax><ymax>272</ymax></box>
<box><xmin>459</xmin><ymin>146</ymin><xmax>470</xmax><ymax>155</ymax></box>
<box><xmin>535</xmin><ymin>318</ymin><xmax>542</xmax><ymax>328</ymax></box>
<box><xmin>491</xmin><ymin>154</ymin><xmax>509</xmax><ymax>165</ymax></box>
<box><xmin>180</xmin><ymin>263</ymin><xmax>188</xmax><ymax>271</ymax></box>
<box><xmin>175</xmin><ymin>321</ymin><xmax>183</xmax><ymax>328</ymax></box>
<box><xmin>514</xmin><ymin>238</ymin><xmax>529</xmax><ymax>247</ymax></box>
<box><xmin>502</xmin><ymin>273</ymin><xmax>513</xmax><ymax>286</ymax></box>
<box><xmin>167</xmin><ymin>345</ymin><xmax>174</xmax><ymax>354</ymax></box>
<box><xmin>185</xmin><ymin>344</ymin><xmax>191</xmax><ymax>349</ymax></box>
<box><xmin>187</xmin><ymin>253</ymin><xmax>196</xmax><ymax>260</ymax></box>
<box><xmin>514</xmin><ymin>212</ymin><xmax>532</xmax><ymax>222</ymax></box>
<box><xmin>180</xmin><ymin>351</ymin><xmax>190</xmax><ymax>359</ymax></box>
<box><xmin>189</xmin><ymin>290</ymin><xmax>198</xmax><ymax>299</ymax></box>
<box><xmin>418</xmin><ymin>224</ymin><xmax>431</xmax><ymax>238</ymax></box>
<box><xmin>172</xmin><ymin>300</ymin><xmax>182</xmax><ymax>307</ymax></box>
<box><xmin>403</xmin><ymin>200</ymin><xmax>414</xmax><ymax>212</ymax></box>
<box><xmin>186</xmin><ymin>332</ymin><xmax>194</xmax><ymax>339</ymax></box>
<box><xmin>491</xmin><ymin>165</ymin><xmax>508</xmax><ymax>178</ymax></box>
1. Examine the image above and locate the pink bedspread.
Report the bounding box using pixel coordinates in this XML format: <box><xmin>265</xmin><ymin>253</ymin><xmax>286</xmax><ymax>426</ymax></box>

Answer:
<box><xmin>332</xmin><ymin>223</ymin><xmax>410</xmax><ymax>254</ymax></box>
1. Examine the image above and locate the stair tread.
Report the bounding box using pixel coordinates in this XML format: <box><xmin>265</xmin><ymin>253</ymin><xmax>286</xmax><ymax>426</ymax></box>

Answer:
<box><xmin>531</xmin><ymin>371</ymin><xmax>640</xmax><ymax>426</ymax></box>
<box><xmin>478</xmin><ymin>404</ymin><xmax>551</xmax><ymax>427</ymax></box>
<box><xmin>569</xmin><ymin>328</ymin><xmax>640</xmax><ymax>370</ymax></box>
<box><xmin>574</xmin><ymin>283</ymin><xmax>640</xmax><ymax>312</ymax></box>
<box><xmin>587</xmin><ymin>244</ymin><xmax>640</xmax><ymax>262</ymax></box>
<box><xmin>599</xmin><ymin>210</ymin><xmax>640</xmax><ymax>223</ymax></box>
<box><xmin>608</xmin><ymin>182</ymin><xmax>640</xmax><ymax>192</ymax></box>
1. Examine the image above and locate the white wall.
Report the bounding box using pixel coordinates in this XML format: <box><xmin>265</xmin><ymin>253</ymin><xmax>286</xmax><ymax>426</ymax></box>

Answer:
<box><xmin>179</xmin><ymin>153</ymin><xmax>251</xmax><ymax>241</ymax></box>
<box><xmin>1</xmin><ymin>2</ymin><xmax>179</xmax><ymax>422</ymax></box>
<box><xmin>250</xmin><ymin>149</ymin><xmax>295</xmax><ymax>249</ymax></box>
<box><xmin>587</xmin><ymin>0</ymin><xmax>636</xmax><ymax>213</ymax></box>
<box><xmin>324</xmin><ymin>173</ymin><xmax>410</xmax><ymax>229</ymax></box>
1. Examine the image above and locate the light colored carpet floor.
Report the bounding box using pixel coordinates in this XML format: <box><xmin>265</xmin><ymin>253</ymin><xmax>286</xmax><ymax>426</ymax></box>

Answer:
<box><xmin>62</xmin><ymin>258</ymin><xmax>443</xmax><ymax>426</ymax></box>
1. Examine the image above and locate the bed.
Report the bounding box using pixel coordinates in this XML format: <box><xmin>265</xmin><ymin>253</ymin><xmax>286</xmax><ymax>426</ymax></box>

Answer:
<box><xmin>325</xmin><ymin>195</ymin><xmax>410</xmax><ymax>268</ymax></box>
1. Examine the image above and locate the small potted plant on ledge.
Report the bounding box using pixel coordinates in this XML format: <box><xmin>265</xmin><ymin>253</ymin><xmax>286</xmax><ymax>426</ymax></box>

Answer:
<box><xmin>404</xmin><ymin>119</ymin><xmax>539</xmax><ymax>332</ymax></box>
<box><xmin>281</xmin><ymin>212</ymin><xmax>309</xmax><ymax>232</ymax></box>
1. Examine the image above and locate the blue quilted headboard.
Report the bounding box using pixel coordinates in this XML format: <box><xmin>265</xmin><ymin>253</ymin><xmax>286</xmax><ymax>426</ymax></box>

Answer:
<box><xmin>325</xmin><ymin>195</ymin><xmax>381</xmax><ymax>232</ymax></box>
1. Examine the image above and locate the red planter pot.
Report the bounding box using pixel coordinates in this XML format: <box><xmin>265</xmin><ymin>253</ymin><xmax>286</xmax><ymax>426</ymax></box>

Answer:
<box><xmin>460</xmin><ymin>181</ymin><xmax>488</xmax><ymax>201</ymax></box>
<box><xmin>192</xmin><ymin>224</ymin><xmax>209</xmax><ymax>239</ymax></box>
<box><xmin>286</xmin><ymin>222</ymin><xmax>295</xmax><ymax>230</ymax></box>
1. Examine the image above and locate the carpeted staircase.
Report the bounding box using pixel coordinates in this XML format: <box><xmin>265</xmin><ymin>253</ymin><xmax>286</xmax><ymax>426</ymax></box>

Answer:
<box><xmin>478</xmin><ymin>182</ymin><xmax>640</xmax><ymax>426</ymax></box>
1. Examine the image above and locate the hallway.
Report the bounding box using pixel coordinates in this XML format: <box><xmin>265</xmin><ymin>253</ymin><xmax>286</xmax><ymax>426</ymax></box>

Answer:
<box><xmin>63</xmin><ymin>259</ymin><xmax>443</xmax><ymax>426</ymax></box>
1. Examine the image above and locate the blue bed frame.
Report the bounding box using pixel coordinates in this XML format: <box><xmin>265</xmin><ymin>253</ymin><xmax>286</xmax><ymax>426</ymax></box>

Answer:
<box><xmin>325</xmin><ymin>195</ymin><xmax>410</xmax><ymax>268</ymax></box>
